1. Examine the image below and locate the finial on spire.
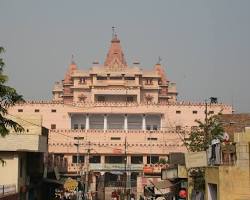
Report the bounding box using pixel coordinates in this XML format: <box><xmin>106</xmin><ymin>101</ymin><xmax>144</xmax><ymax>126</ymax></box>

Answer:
<box><xmin>71</xmin><ymin>54</ymin><xmax>75</xmax><ymax>64</ymax></box>
<box><xmin>157</xmin><ymin>56</ymin><xmax>162</xmax><ymax>64</ymax></box>
<box><xmin>112</xmin><ymin>26</ymin><xmax>116</xmax><ymax>39</ymax></box>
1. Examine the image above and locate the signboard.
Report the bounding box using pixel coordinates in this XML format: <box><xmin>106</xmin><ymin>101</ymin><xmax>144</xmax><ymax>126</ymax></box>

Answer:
<box><xmin>143</xmin><ymin>165</ymin><xmax>165</xmax><ymax>174</ymax></box>
<box><xmin>64</xmin><ymin>178</ymin><xmax>78</xmax><ymax>192</ymax></box>
<box><xmin>178</xmin><ymin>165</ymin><xmax>188</xmax><ymax>178</ymax></box>
<box><xmin>161</xmin><ymin>165</ymin><xmax>187</xmax><ymax>180</ymax></box>
<box><xmin>185</xmin><ymin>151</ymin><xmax>207</xmax><ymax>169</ymax></box>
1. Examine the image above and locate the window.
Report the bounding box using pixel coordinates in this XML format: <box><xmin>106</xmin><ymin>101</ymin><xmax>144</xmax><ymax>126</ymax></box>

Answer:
<box><xmin>51</xmin><ymin>109</ymin><xmax>56</xmax><ymax>113</ymax></box>
<box><xmin>146</xmin><ymin>125</ymin><xmax>151</xmax><ymax>131</ymax></box>
<box><xmin>176</xmin><ymin>126</ymin><xmax>181</xmax><ymax>131</ymax></box>
<box><xmin>51</xmin><ymin>124</ymin><xmax>56</xmax><ymax>129</ymax></box>
<box><xmin>72</xmin><ymin>155</ymin><xmax>84</xmax><ymax>163</ymax></box>
<box><xmin>147</xmin><ymin>137</ymin><xmax>158</xmax><ymax>141</ymax></box>
<box><xmin>79</xmin><ymin>78</ymin><xmax>86</xmax><ymax>84</ymax></box>
<box><xmin>145</xmin><ymin>79</ymin><xmax>153</xmax><ymax>85</ymax></box>
<box><xmin>193</xmin><ymin>110</ymin><xmax>198</xmax><ymax>114</ymax></box>
<box><xmin>97</xmin><ymin>76</ymin><xmax>107</xmax><ymax>80</ymax></box>
<box><xmin>73</xmin><ymin>124</ymin><xmax>78</xmax><ymax>129</ymax></box>
<box><xmin>127</xmin><ymin>96</ymin><xmax>134</xmax><ymax>102</ymax></box>
<box><xmin>18</xmin><ymin>109</ymin><xmax>23</xmax><ymax>112</ymax></box>
<box><xmin>131</xmin><ymin>156</ymin><xmax>143</xmax><ymax>164</ymax></box>
<box><xmin>153</xmin><ymin>125</ymin><xmax>158</xmax><ymax>130</ymax></box>
<box><xmin>97</xmin><ymin>96</ymin><xmax>105</xmax><ymax>102</ymax></box>
<box><xmin>209</xmin><ymin>111</ymin><xmax>214</xmax><ymax>114</ymax></box>
<box><xmin>125</xmin><ymin>77</ymin><xmax>135</xmax><ymax>80</ymax></box>
<box><xmin>34</xmin><ymin>109</ymin><xmax>40</xmax><ymax>113</ymax></box>
<box><xmin>176</xmin><ymin>110</ymin><xmax>181</xmax><ymax>114</ymax></box>
<box><xmin>80</xmin><ymin>124</ymin><xmax>85</xmax><ymax>129</ymax></box>
<box><xmin>89</xmin><ymin>156</ymin><xmax>101</xmax><ymax>163</ymax></box>
<box><xmin>111</xmin><ymin>137</ymin><xmax>121</xmax><ymax>140</ymax></box>
<box><xmin>147</xmin><ymin>156</ymin><xmax>159</xmax><ymax>164</ymax></box>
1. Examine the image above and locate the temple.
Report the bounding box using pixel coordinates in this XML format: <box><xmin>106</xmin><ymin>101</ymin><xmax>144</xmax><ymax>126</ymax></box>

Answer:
<box><xmin>8</xmin><ymin>33</ymin><xmax>232</xmax><ymax>199</ymax></box>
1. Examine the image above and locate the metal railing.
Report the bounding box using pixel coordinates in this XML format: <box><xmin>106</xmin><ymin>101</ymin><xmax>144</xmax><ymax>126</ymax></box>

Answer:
<box><xmin>0</xmin><ymin>184</ymin><xmax>16</xmax><ymax>197</ymax></box>
<box><xmin>105</xmin><ymin>180</ymin><xmax>137</xmax><ymax>188</ymax></box>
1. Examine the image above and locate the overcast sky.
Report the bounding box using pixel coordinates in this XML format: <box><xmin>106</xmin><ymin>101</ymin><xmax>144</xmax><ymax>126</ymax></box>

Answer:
<box><xmin>0</xmin><ymin>0</ymin><xmax>250</xmax><ymax>112</ymax></box>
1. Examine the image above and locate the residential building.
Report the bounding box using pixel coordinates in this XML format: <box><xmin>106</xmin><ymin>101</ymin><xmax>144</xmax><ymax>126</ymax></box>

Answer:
<box><xmin>0</xmin><ymin>115</ymin><xmax>48</xmax><ymax>200</ymax></box>
<box><xmin>205</xmin><ymin>130</ymin><xmax>250</xmax><ymax>200</ymax></box>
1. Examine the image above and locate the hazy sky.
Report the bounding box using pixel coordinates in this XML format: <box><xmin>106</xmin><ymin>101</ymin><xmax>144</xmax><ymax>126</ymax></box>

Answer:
<box><xmin>1</xmin><ymin>0</ymin><xmax>250</xmax><ymax>112</ymax></box>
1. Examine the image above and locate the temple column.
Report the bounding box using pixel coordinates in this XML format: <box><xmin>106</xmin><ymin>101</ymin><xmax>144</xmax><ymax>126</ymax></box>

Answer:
<box><xmin>69</xmin><ymin>113</ymin><xmax>72</xmax><ymax>129</ymax></box>
<box><xmin>104</xmin><ymin>114</ymin><xmax>107</xmax><ymax>131</ymax></box>
<box><xmin>124</xmin><ymin>114</ymin><xmax>128</xmax><ymax>131</ymax></box>
<box><xmin>142</xmin><ymin>114</ymin><xmax>146</xmax><ymax>131</ymax></box>
<box><xmin>143</xmin><ymin>155</ymin><xmax>147</xmax><ymax>165</ymax></box>
<box><xmin>160</xmin><ymin>114</ymin><xmax>163</xmax><ymax>130</ymax></box>
<box><xmin>85</xmin><ymin>114</ymin><xmax>89</xmax><ymax>131</ymax></box>
<box><xmin>101</xmin><ymin>155</ymin><xmax>105</xmax><ymax>166</ymax></box>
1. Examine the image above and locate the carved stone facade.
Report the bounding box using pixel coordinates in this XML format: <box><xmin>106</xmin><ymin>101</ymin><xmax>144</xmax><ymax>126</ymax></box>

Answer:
<box><xmin>52</xmin><ymin>34</ymin><xmax>178</xmax><ymax>104</ymax></box>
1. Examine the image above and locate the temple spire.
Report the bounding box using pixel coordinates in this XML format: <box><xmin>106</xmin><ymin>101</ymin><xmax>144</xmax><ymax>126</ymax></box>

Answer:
<box><xmin>104</xmin><ymin>28</ymin><xmax>127</xmax><ymax>68</ymax></box>
<box><xmin>64</xmin><ymin>55</ymin><xmax>78</xmax><ymax>84</ymax></box>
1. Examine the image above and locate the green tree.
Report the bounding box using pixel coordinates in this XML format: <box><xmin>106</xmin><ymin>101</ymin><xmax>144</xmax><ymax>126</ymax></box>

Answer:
<box><xmin>0</xmin><ymin>47</ymin><xmax>24</xmax><ymax>136</ymax></box>
<box><xmin>158</xmin><ymin>158</ymin><xmax>167</xmax><ymax>164</ymax></box>
<box><xmin>184</xmin><ymin>113</ymin><xmax>224</xmax><ymax>152</ymax></box>
<box><xmin>184</xmin><ymin>112</ymin><xmax>224</xmax><ymax>192</ymax></box>
<box><xmin>0</xmin><ymin>47</ymin><xmax>24</xmax><ymax>165</ymax></box>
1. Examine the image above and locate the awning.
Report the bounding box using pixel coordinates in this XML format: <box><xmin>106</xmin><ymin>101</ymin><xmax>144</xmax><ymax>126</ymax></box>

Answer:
<box><xmin>151</xmin><ymin>180</ymin><xmax>173</xmax><ymax>189</ymax></box>
<box><xmin>109</xmin><ymin>171</ymin><xmax>124</xmax><ymax>175</ymax></box>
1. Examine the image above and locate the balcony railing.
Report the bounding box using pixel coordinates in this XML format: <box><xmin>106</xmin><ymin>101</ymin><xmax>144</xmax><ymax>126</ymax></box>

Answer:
<box><xmin>0</xmin><ymin>184</ymin><xmax>16</xmax><ymax>197</ymax></box>
<box><xmin>47</xmin><ymin>156</ymin><xmax>68</xmax><ymax>172</ymax></box>
<box><xmin>68</xmin><ymin>163</ymin><xmax>144</xmax><ymax>171</ymax></box>
<box><xmin>105</xmin><ymin>180</ymin><xmax>137</xmax><ymax>187</ymax></box>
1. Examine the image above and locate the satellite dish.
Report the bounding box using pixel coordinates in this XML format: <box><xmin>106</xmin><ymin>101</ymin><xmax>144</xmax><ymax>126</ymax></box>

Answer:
<box><xmin>223</xmin><ymin>132</ymin><xmax>230</xmax><ymax>141</ymax></box>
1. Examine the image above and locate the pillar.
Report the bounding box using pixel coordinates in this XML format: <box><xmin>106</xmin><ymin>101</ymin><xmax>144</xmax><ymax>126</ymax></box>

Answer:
<box><xmin>124</xmin><ymin>114</ymin><xmax>128</xmax><ymax>131</ymax></box>
<box><xmin>85</xmin><ymin>114</ymin><xmax>89</xmax><ymax>130</ymax></box>
<box><xmin>104</xmin><ymin>114</ymin><xmax>107</xmax><ymax>131</ymax></box>
<box><xmin>126</xmin><ymin>171</ymin><xmax>131</xmax><ymax>189</ymax></box>
<box><xmin>143</xmin><ymin>156</ymin><xmax>147</xmax><ymax>165</ymax></box>
<box><xmin>137</xmin><ymin>94</ymin><xmax>140</xmax><ymax>104</ymax></box>
<box><xmin>69</xmin><ymin>113</ymin><xmax>72</xmax><ymax>129</ymax></box>
<box><xmin>101</xmin><ymin>155</ymin><xmax>105</xmax><ymax>164</ymax></box>
<box><xmin>160</xmin><ymin>114</ymin><xmax>163</xmax><ymax>130</ymax></box>
<box><xmin>127</xmin><ymin>155</ymin><xmax>131</xmax><ymax>165</ymax></box>
<box><xmin>142</xmin><ymin>114</ymin><xmax>146</xmax><ymax>131</ymax></box>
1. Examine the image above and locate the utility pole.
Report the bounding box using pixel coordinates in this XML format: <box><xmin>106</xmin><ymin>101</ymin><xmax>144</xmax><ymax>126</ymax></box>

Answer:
<box><xmin>85</xmin><ymin>141</ymin><xmax>93</xmax><ymax>200</ymax></box>
<box><xmin>204</xmin><ymin>99</ymin><xmax>208</xmax><ymax>150</ymax></box>
<box><xmin>74</xmin><ymin>136</ymin><xmax>84</xmax><ymax>200</ymax></box>
<box><xmin>124</xmin><ymin>136</ymin><xmax>127</xmax><ymax>200</ymax></box>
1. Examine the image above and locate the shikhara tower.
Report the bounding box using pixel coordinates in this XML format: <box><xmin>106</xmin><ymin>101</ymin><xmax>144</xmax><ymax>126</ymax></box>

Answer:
<box><xmin>52</xmin><ymin>33</ymin><xmax>177</xmax><ymax>104</ymax></box>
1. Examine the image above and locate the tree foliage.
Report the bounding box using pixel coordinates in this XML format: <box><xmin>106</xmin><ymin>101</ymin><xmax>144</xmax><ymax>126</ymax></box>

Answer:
<box><xmin>0</xmin><ymin>47</ymin><xmax>24</xmax><ymax>137</ymax></box>
<box><xmin>184</xmin><ymin>113</ymin><xmax>224</xmax><ymax>152</ymax></box>
<box><xmin>184</xmin><ymin>112</ymin><xmax>224</xmax><ymax>192</ymax></box>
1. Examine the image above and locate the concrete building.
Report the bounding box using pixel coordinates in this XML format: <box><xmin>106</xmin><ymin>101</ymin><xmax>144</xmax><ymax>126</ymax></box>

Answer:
<box><xmin>7</xmin><ymin>33</ymin><xmax>232</xmax><ymax>199</ymax></box>
<box><xmin>205</xmin><ymin>130</ymin><xmax>250</xmax><ymax>200</ymax></box>
<box><xmin>0</xmin><ymin>115</ymin><xmax>48</xmax><ymax>200</ymax></box>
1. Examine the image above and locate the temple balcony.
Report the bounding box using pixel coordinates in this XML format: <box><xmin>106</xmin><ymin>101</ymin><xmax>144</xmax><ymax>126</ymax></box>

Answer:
<box><xmin>93</xmin><ymin>80</ymin><xmax>138</xmax><ymax>87</ymax></box>
<box><xmin>67</xmin><ymin>163</ymin><xmax>144</xmax><ymax>173</ymax></box>
<box><xmin>48</xmin><ymin>129</ymin><xmax>186</xmax><ymax>155</ymax></box>
<box><xmin>69</xmin><ymin>113</ymin><xmax>162</xmax><ymax>131</ymax></box>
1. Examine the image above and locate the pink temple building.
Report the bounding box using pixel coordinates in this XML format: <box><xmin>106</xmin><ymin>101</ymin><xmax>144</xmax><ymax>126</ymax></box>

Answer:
<box><xmin>8</xmin><ymin>33</ymin><xmax>232</xmax><ymax>199</ymax></box>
